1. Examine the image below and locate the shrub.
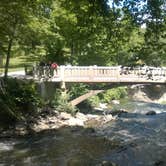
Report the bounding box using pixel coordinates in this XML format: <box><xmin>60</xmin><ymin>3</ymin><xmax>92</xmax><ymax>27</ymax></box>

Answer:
<box><xmin>87</xmin><ymin>95</ymin><xmax>100</xmax><ymax>108</ymax></box>
<box><xmin>0</xmin><ymin>91</ymin><xmax>19</xmax><ymax>124</ymax></box>
<box><xmin>5</xmin><ymin>79</ymin><xmax>41</xmax><ymax>113</ymax></box>
<box><xmin>69</xmin><ymin>83</ymin><xmax>89</xmax><ymax>100</ymax></box>
<box><xmin>51</xmin><ymin>89</ymin><xmax>77</xmax><ymax>115</ymax></box>
<box><xmin>101</xmin><ymin>87</ymin><xmax>127</xmax><ymax>103</ymax></box>
<box><xmin>0</xmin><ymin>78</ymin><xmax>42</xmax><ymax>125</ymax></box>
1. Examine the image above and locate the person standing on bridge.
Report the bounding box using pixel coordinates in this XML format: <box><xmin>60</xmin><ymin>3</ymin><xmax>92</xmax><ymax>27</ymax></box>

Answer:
<box><xmin>146</xmin><ymin>67</ymin><xmax>153</xmax><ymax>80</ymax></box>
<box><xmin>51</xmin><ymin>62</ymin><xmax>58</xmax><ymax>76</ymax></box>
<box><xmin>39</xmin><ymin>61</ymin><xmax>46</xmax><ymax>77</ymax></box>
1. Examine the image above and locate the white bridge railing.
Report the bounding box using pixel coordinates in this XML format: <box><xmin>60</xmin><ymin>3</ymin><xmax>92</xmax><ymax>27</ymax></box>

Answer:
<box><xmin>33</xmin><ymin>65</ymin><xmax>166</xmax><ymax>83</ymax></box>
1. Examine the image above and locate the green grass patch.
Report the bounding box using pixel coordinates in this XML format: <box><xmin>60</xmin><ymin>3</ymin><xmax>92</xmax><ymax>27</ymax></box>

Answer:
<box><xmin>8</xmin><ymin>56</ymin><xmax>34</xmax><ymax>68</ymax></box>
<box><xmin>0</xmin><ymin>55</ymin><xmax>37</xmax><ymax>74</ymax></box>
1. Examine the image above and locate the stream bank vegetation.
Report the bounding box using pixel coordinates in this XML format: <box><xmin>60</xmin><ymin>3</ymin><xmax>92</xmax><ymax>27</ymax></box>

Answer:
<box><xmin>0</xmin><ymin>78</ymin><xmax>41</xmax><ymax>127</ymax></box>
<box><xmin>0</xmin><ymin>77</ymin><xmax>165</xmax><ymax>137</ymax></box>
<box><xmin>0</xmin><ymin>78</ymin><xmax>126</xmax><ymax>131</ymax></box>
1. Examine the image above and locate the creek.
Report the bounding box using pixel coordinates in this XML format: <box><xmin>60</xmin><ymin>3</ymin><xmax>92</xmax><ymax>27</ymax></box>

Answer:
<box><xmin>0</xmin><ymin>101</ymin><xmax>166</xmax><ymax>166</ymax></box>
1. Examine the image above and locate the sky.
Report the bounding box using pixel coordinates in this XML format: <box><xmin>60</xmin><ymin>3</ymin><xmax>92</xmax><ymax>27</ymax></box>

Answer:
<box><xmin>108</xmin><ymin>0</ymin><xmax>147</xmax><ymax>9</ymax></box>
<box><xmin>107</xmin><ymin>0</ymin><xmax>147</xmax><ymax>28</ymax></box>
<box><xmin>107</xmin><ymin>0</ymin><xmax>118</xmax><ymax>8</ymax></box>
<box><xmin>107</xmin><ymin>0</ymin><xmax>112</xmax><ymax>7</ymax></box>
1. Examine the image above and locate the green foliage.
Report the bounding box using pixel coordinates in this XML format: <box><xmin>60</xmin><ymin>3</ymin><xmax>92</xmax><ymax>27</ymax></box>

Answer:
<box><xmin>0</xmin><ymin>88</ymin><xmax>19</xmax><ymax>124</ymax></box>
<box><xmin>51</xmin><ymin>89</ymin><xmax>77</xmax><ymax>115</ymax></box>
<box><xmin>101</xmin><ymin>87</ymin><xmax>127</xmax><ymax>103</ymax></box>
<box><xmin>138</xmin><ymin>0</ymin><xmax>166</xmax><ymax>66</ymax></box>
<box><xmin>69</xmin><ymin>83</ymin><xmax>89</xmax><ymax>100</ymax></box>
<box><xmin>0</xmin><ymin>78</ymin><xmax>41</xmax><ymax>125</ymax></box>
<box><xmin>87</xmin><ymin>95</ymin><xmax>100</xmax><ymax>108</ymax></box>
<box><xmin>69</xmin><ymin>83</ymin><xmax>128</xmax><ymax>107</ymax></box>
<box><xmin>68</xmin><ymin>83</ymin><xmax>101</xmax><ymax>108</ymax></box>
<box><xmin>0</xmin><ymin>0</ymin><xmax>165</xmax><ymax>70</ymax></box>
<box><xmin>6</xmin><ymin>79</ymin><xmax>41</xmax><ymax>112</ymax></box>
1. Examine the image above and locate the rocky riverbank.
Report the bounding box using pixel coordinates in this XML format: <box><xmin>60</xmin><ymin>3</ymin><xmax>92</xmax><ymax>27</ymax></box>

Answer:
<box><xmin>2</xmin><ymin>84</ymin><xmax>165</xmax><ymax>138</ymax></box>
<box><xmin>128</xmin><ymin>85</ymin><xmax>166</xmax><ymax>104</ymax></box>
<box><xmin>0</xmin><ymin>101</ymin><xmax>165</xmax><ymax>166</ymax></box>
<box><xmin>0</xmin><ymin>107</ymin><xmax>116</xmax><ymax>138</ymax></box>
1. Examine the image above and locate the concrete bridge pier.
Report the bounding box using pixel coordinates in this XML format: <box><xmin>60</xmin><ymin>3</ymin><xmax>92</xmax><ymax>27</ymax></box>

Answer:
<box><xmin>60</xmin><ymin>81</ymin><xmax>66</xmax><ymax>91</ymax></box>
<box><xmin>60</xmin><ymin>81</ymin><xmax>68</xmax><ymax>101</ymax></box>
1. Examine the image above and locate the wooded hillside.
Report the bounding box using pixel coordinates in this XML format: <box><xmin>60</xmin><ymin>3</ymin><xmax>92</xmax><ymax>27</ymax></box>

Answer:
<box><xmin>0</xmin><ymin>0</ymin><xmax>165</xmax><ymax>77</ymax></box>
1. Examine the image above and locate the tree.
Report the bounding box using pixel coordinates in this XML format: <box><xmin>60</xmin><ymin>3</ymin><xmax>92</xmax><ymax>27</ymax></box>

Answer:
<box><xmin>48</xmin><ymin>0</ymin><xmax>111</xmax><ymax>65</ymax></box>
<box><xmin>140</xmin><ymin>0</ymin><xmax>166</xmax><ymax>66</ymax></box>
<box><xmin>0</xmin><ymin>0</ymin><xmax>37</xmax><ymax>78</ymax></box>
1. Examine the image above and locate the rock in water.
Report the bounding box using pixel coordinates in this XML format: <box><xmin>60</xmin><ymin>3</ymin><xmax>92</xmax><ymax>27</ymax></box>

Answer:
<box><xmin>146</xmin><ymin>111</ymin><xmax>156</xmax><ymax>115</ymax></box>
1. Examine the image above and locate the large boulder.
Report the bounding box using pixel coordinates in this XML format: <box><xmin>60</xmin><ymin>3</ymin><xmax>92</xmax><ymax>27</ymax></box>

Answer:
<box><xmin>111</xmin><ymin>100</ymin><xmax>120</xmax><ymax>105</ymax></box>
<box><xmin>75</xmin><ymin>112</ymin><xmax>88</xmax><ymax>121</ymax></box>
<box><xmin>67</xmin><ymin>117</ymin><xmax>84</xmax><ymax>126</ymax></box>
<box><xmin>59</xmin><ymin>112</ymin><xmax>72</xmax><ymax>120</ymax></box>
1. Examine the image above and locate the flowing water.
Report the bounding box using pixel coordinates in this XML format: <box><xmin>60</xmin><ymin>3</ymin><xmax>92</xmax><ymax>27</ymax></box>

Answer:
<box><xmin>0</xmin><ymin>101</ymin><xmax>166</xmax><ymax>166</ymax></box>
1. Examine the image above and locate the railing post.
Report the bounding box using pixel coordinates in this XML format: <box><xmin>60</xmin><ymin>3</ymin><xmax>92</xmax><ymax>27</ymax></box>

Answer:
<box><xmin>60</xmin><ymin>65</ymin><xmax>65</xmax><ymax>81</ymax></box>
<box><xmin>89</xmin><ymin>66</ymin><xmax>93</xmax><ymax>80</ymax></box>
<box><xmin>117</xmin><ymin>66</ymin><xmax>120</xmax><ymax>81</ymax></box>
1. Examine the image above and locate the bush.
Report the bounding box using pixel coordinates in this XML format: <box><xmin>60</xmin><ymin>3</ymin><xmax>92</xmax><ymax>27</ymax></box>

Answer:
<box><xmin>87</xmin><ymin>95</ymin><xmax>100</xmax><ymax>108</ymax></box>
<box><xmin>5</xmin><ymin>79</ymin><xmax>41</xmax><ymax>113</ymax></box>
<box><xmin>0</xmin><ymin>91</ymin><xmax>19</xmax><ymax>124</ymax></box>
<box><xmin>0</xmin><ymin>78</ymin><xmax>42</xmax><ymax>125</ymax></box>
<box><xmin>101</xmin><ymin>87</ymin><xmax>127</xmax><ymax>103</ymax></box>
<box><xmin>51</xmin><ymin>89</ymin><xmax>77</xmax><ymax>115</ymax></box>
<box><xmin>69</xmin><ymin>83</ymin><xmax>89</xmax><ymax>100</ymax></box>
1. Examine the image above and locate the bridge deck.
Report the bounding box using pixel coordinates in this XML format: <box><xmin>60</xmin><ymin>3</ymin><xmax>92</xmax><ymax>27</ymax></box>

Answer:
<box><xmin>33</xmin><ymin>66</ymin><xmax>166</xmax><ymax>84</ymax></box>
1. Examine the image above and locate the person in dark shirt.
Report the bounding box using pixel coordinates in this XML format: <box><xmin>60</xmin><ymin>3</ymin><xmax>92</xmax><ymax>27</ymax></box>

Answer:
<box><xmin>39</xmin><ymin>61</ymin><xmax>45</xmax><ymax>67</ymax></box>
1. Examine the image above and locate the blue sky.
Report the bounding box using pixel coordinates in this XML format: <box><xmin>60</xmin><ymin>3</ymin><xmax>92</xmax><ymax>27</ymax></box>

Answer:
<box><xmin>107</xmin><ymin>0</ymin><xmax>121</xmax><ymax>8</ymax></box>
<box><xmin>108</xmin><ymin>0</ymin><xmax>147</xmax><ymax>8</ymax></box>
<box><xmin>107</xmin><ymin>0</ymin><xmax>116</xmax><ymax>8</ymax></box>
<box><xmin>107</xmin><ymin>0</ymin><xmax>112</xmax><ymax>7</ymax></box>
<box><xmin>107</xmin><ymin>0</ymin><xmax>147</xmax><ymax>28</ymax></box>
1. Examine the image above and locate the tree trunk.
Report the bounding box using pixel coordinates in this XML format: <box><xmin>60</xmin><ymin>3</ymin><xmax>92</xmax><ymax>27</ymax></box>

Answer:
<box><xmin>0</xmin><ymin>55</ymin><xmax>3</xmax><ymax>68</ymax></box>
<box><xmin>4</xmin><ymin>18</ymin><xmax>17</xmax><ymax>80</ymax></box>
<box><xmin>70</xmin><ymin>41</ymin><xmax>74</xmax><ymax>64</ymax></box>
<box><xmin>4</xmin><ymin>37</ymin><xmax>13</xmax><ymax>79</ymax></box>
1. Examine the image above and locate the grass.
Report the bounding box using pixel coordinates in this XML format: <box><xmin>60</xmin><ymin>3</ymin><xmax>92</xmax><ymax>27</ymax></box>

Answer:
<box><xmin>0</xmin><ymin>55</ymin><xmax>37</xmax><ymax>74</ymax></box>
<box><xmin>8</xmin><ymin>55</ymin><xmax>34</xmax><ymax>68</ymax></box>
<box><xmin>0</xmin><ymin>67</ymin><xmax>25</xmax><ymax>73</ymax></box>
<box><xmin>0</xmin><ymin>56</ymin><xmax>38</xmax><ymax>74</ymax></box>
